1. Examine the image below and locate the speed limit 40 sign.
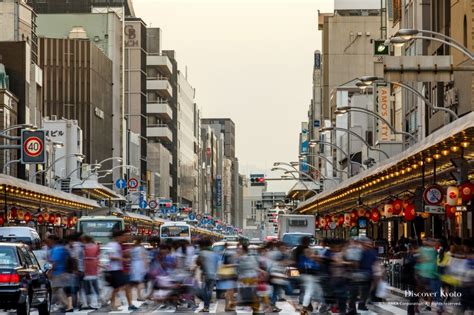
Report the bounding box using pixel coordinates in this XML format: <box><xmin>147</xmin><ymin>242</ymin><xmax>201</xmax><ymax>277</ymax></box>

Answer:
<box><xmin>21</xmin><ymin>130</ymin><xmax>46</xmax><ymax>164</ymax></box>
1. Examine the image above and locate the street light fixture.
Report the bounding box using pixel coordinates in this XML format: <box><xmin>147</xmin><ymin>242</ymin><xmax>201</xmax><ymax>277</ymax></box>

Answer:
<box><xmin>29</xmin><ymin>153</ymin><xmax>85</xmax><ymax>181</ymax></box>
<box><xmin>307</xmin><ymin>141</ymin><xmax>367</xmax><ymax>170</ymax></box>
<box><xmin>320</xmin><ymin>126</ymin><xmax>390</xmax><ymax>159</ymax></box>
<box><xmin>292</xmin><ymin>158</ymin><xmax>348</xmax><ymax>175</ymax></box>
<box><xmin>387</xmin><ymin>29</ymin><xmax>474</xmax><ymax>60</ymax></box>
<box><xmin>358</xmin><ymin>76</ymin><xmax>459</xmax><ymax>119</ymax></box>
<box><xmin>335</xmin><ymin>106</ymin><xmax>417</xmax><ymax>141</ymax></box>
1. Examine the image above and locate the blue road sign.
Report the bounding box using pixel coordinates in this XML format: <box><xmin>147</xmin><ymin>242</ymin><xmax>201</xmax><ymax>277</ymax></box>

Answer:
<box><xmin>115</xmin><ymin>178</ymin><xmax>127</xmax><ymax>189</ymax></box>
<box><xmin>170</xmin><ymin>205</ymin><xmax>177</xmax><ymax>214</ymax></box>
<box><xmin>161</xmin><ymin>207</ymin><xmax>168</xmax><ymax>214</ymax></box>
<box><xmin>216</xmin><ymin>224</ymin><xmax>222</xmax><ymax>230</ymax></box>
<box><xmin>200</xmin><ymin>218</ymin><xmax>206</xmax><ymax>225</ymax></box>
<box><xmin>188</xmin><ymin>213</ymin><xmax>196</xmax><ymax>221</ymax></box>
<box><xmin>139</xmin><ymin>199</ymin><xmax>148</xmax><ymax>209</ymax></box>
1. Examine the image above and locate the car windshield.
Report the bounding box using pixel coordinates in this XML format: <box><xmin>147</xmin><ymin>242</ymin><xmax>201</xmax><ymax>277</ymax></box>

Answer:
<box><xmin>282</xmin><ymin>234</ymin><xmax>315</xmax><ymax>247</ymax></box>
<box><xmin>161</xmin><ymin>226</ymin><xmax>190</xmax><ymax>237</ymax></box>
<box><xmin>0</xmin><ymin>247</ymin><xmax>18</xmax><ymax>267</ymax></box>
<box><xmin>0</xmin><ymin>236</ymin><xmax>32</xmax><ymax>245</ymax></box>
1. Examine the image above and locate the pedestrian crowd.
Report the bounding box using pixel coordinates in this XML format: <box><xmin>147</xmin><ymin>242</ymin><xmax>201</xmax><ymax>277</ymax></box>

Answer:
<box><xmin>43</xmin><ymin>231</ymin><xmax>474</xmax><ymax>315</ymax></box>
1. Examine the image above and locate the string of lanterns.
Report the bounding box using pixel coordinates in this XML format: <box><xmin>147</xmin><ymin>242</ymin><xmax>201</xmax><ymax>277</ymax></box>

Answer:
<box><xmin>315</xmin><ymin>180</ymin><xmax>474</xmax><ymax>231</ymax></box>
<box><xmin>1</xmin><ymin>206</ymin><xmax>79</xmax><ymax>228</ymax></box>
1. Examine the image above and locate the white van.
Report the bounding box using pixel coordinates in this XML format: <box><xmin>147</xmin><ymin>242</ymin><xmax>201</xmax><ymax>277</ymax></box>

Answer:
<box><xmin>0</xmin><ymin>227</ymin><xmax>41</xmax><ymax>249</ymax></box>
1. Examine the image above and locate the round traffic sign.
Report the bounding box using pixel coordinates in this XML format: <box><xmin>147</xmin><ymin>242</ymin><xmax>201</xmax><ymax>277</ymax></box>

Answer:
<box><xmin>188</xmin><ymin>213</ymin><xmax>196</xmax><ymax>220</ymax></box>
<box><xmin>127</xmin><ymin>178</ymin><xmax>139</xmax><ymax>190</ymax></box>
<box><xmin>149</xmin><ymin>200</ymin><xmax>158</xmax><ymax>209</ymax></box>
<box><xmin>24</xmin><ymin>136</ymin><xmax>43</xmax><ymax>157</ymax></box>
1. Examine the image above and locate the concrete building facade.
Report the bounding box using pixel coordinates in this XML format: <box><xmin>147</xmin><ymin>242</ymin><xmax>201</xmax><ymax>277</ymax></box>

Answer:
<box><xmin>38</xmin><ymin>37</ymin><xmax>113</xmax><ymax>175</ymax></box>
<box><xmin>36</xmin><ymin>11</ymin><xmax>127</xmax><ymax>186</ymax></box>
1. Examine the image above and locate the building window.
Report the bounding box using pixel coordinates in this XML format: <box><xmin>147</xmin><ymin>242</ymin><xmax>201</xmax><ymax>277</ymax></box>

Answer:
<box><xmin>392</xmin><ymin>0</ymin><xmax>402</xmax><ymax>25</ymax></box>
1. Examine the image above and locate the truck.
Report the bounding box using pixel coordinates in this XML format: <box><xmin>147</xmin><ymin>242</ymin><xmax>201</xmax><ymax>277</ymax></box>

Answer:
<box><xmin>278</xmin><ymin>214</ymin><xmax>316</xmax><ymax>247</ymax></box>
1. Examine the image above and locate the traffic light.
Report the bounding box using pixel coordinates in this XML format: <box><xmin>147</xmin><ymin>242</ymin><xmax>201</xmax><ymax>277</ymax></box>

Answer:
<box><xmin>373</xmin><ymin>39</ymin><xmax>389</xmax><ymax>56</ymax></box>
<box><xmin>250</xmin><ymin>174</ymin><xmax>266</xmax><ymax>186</ymax></box>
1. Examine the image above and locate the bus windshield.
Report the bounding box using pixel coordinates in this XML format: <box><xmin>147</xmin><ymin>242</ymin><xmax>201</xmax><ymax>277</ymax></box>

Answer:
<box><xmin>161</xmin><ymin>225</ymin><xmax>190</xmax><ymax>238</ymax></box>
<box><xmin>78</xmin><ymin>220</ymin><xmax>123</xmax><ymax>244</ymax></box>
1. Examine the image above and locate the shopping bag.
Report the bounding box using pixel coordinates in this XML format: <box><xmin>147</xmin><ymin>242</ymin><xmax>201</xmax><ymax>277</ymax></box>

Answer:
<box><xmin>375</xmin><ymin>280</ymin><xmax>389</xmax><ymax>299</ymax></box>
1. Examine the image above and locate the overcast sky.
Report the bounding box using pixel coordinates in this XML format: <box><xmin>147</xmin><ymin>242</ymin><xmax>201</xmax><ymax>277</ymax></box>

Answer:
<box><xmin>134</xmin><ymin>0</ymin><xmax>334</xmax><ymax>192</ymax></box>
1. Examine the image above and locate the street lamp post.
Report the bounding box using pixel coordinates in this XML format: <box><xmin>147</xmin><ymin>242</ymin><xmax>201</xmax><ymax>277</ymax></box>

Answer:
<box><xmin>386</xmin><ymin>28</ymin><xmax>474</xmax><ymax>60</ymax></box>
<box><xmin>320</xmin><ymin>126</ymin><xmax>390</xmax><ymax>160</ymax></box>
<box><xmin>358</xmin><ymin>76</ymin><xmax>459</xmax><ymax>120</ymax></box>
<box><xmin>306</xmin><ymin>142</ymin><xmax>367</xmax><ymax>171</ymax></box>
<box><xmin>29</xmin><ymin>153</ymin><xmax>85</xmax><ymax>182</ymax></box>
<box><xmin>335</xmin><ymin>106</ymin><xmax>417</xmax><ymax>142</ymax></box>
<box><xmin>2</xmin><ymin>159</ymin><xmax>20</xmax><ymax>174</ymax></box>
<box><xmin>293</xmin><ymin>158</ymin><xmax>348</xmax><ymax>176</ymax></box>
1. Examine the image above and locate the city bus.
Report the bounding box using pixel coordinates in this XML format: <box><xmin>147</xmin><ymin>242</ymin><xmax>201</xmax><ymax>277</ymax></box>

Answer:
<box><xmin>77</xmin><ymin>216</ymin><xmax>125</xmax><ymax>244</ymax></box>
<box><xmin>160</xmin><ymin>222</ymin><xmax>192</xmax><ymax>244</ymax></box>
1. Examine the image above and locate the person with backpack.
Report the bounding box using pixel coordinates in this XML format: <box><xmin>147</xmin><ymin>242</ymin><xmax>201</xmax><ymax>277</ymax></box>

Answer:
<box><xmin>295</xmin><ymin>236</ymin><xmax>324</xmax><ymax>315</ymax></box>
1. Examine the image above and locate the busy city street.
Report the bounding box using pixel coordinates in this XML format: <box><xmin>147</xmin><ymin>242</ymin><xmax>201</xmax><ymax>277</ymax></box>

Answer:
<box><xmin>0</xmin><ymin>0</ymin><xmax>473</xmax><ymax>314</ymax></box>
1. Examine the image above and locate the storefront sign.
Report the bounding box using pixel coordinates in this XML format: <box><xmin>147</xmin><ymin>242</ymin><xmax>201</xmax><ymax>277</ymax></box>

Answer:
<box><xmin>328</xmin><ymin>222</ymin><xmax>337</xmax><ymax>230</ymax></box>
<box><xmin>376</xmin><ymin>85</ymin><xmax>391</xmax><ymax>142</ymax></box>
<box><xmin>456</xmin><ymin>206</ymin><xmax>468</xmax><ymax>212</ymax></box>
<box><xmin>424</xmin><ymin>205</ymin><xmax>445</xmax><ymax>214</ymax></box>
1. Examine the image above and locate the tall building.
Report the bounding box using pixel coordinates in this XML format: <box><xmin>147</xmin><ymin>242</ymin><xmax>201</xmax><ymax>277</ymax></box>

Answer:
<box><xmin>146</xmin><ymin>27</ymin><xmax>173</xmax><ymax>199</ymax></box>
<box><xmin>0</xmin><ymin>64</ymin><xmax>19</xmax><ymax>177</ymax></box>
<box><xmin>124</xmin><ymin>17</ymin><xmax>147</xmax><ymax>188</ymax></box>
<box><xmin>201</xmin><ymin>118</ymin><xmax>241</xmax><ymax>226</ymax></box>
<box><xmin>38</xmin><ymin>37</ymin><xmax>113</xmax><ymax>178</ymax></box>
<box><xmin>0</xmin><ymin>0</ymin><xmax>43</xmax><ymax>180</ymax></box>
<box><xmin>199</xmin><ymin>125</ymin><xmax>220</xmax><ymax>217</ymax></box>
<box><xmin>160</xmin><ymin>50</ymin><xmax>198</xmax><ymax>207</ymax></box>
<box><xmin>35</xmin><ymin>10</ymin><xmax>127</xmax><ymax>187</ymax></box>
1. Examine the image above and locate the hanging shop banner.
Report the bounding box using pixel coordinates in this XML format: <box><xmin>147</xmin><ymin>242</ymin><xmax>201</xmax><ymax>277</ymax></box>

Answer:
<box><xmin>376</xmin><ymin>84</ymin><xmax>391</xmax><ymax>142</ymax></box>
<box><xmin>215</xmin><ymin>176</ymin><xmax>222</xmax><ymax>207</ymax></box>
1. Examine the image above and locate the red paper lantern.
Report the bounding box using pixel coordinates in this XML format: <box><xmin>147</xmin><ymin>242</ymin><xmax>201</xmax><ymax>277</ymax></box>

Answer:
<box><xmin>10</xmin><ymin>207</ymin><xmax>17</xmax><ymax>219</ymax></box>
<box><xmin>337</xmin><ymin>214</ymin><xmax>344</xmax><ymax>226</ymax></box>
<box><xmin>351</xmin><ymin>209</ymin><xmax>358</xmax><ymax>221</ymax></box>
<box><xmin>371</xmin><ymin>208</ymin><xmax>380</xmax><ymax>223</ymax></box>
<box><xmin>365</xmin><ymin>210</ymin><xmax>371</xmax><ymax>219</ymax></box>
<box><xmin>67</xmin><ymin>217</ymin><xmax>73</xmax><ymax>227</ymax></box>
<box><xmin>404</xmin><ymin>203</ymin><xmax>416</xmax><ymax>221</ymax></box>
<box><xmin>315</xmin><ymin>216</ymin><xmax>320</xmax><ymax>228</ymax></box>
<box><xmin>446</xmin><ymin>205</ymin><xmax>456</xmax><ymax>219</ymax></box>
<box><xmin>392</xmin><ymin>199</ymin><xmax>403</xmax><ymax>215</ymax></box>
<box><xmin>459</xmin><ymin>182</ymin><xmax>474</xmax><ymax>202</ymax></box>
<box><xmin>24</xmin><ymin>212</ymin><xmax>32</xmax><ymax>223</ymax></box>
<box><xmin>37</xmin><ymin>214</ymin><xmax>44</xmax><ymax>224</ymax></box>
<box><xmin>357</xmin><ymin>208</ymin><xmax>366</xmax><ymax>217</ymax></box>
<box><xmin>447</xmin><ymin>186</ymin><xmax>459</xmax><ymax>206</ymax></box>
<box><xmin>0</xmin><ymin>217</ymin><xmax>4</xmax><ymax>225</ymax></box>
<box><xmin>49</xmin><ymin>214</ymin><xmax>56</xmax><ymax>224</ymax></box>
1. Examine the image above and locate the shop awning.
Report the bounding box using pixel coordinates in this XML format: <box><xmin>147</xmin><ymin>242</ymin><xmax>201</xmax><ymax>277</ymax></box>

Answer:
<box><xmin>297</xmin><ymin>111</ymin><xmax>474</xmax><ymax>214</ymax></box>
<box><xmin>72</xmin><ymin>180</ymin><xmax>126</xmax><ymax>201</ymax></box>
<box><xmin>0</xmin><ymin>174</ymin><xmax>98</xmax><ymax>210</ymax></box>
<box><xmin>123</xmin><ymin>211</ymin><xmax>154</xmax><ymax>222</ymax></box>
<box><xmin>287</xmin><ymin>180</ymin><xmax>319</xmax><ymax>200</ymax></box>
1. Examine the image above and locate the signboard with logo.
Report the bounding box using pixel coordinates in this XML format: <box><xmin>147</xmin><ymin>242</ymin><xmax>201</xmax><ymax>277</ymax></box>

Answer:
<box><xmin>376</xmin><ymin>84</ymin><xmax>391</xmax><ymax>142</ymax></box>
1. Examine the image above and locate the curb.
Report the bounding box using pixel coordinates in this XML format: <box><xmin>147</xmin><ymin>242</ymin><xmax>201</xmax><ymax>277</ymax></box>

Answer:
<box><xmin>388</xmin><ymin>285</ymin><xmax>405</xmax><ymax>298</ymax></box>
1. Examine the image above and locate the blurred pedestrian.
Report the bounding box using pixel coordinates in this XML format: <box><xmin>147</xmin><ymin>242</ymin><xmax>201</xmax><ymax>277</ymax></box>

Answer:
<box><xmin>196</xmin><ymin>238</ymin><xmax>219</xmax><ymax>312</ymax></box>
<box><xmin>129</xmin><ymin>237</ymin><xmax>149</xmax><ymax>301</ymax></box>
<box><xmin>82</xmin><ymin>235</ymin><xmax>101</xmax><ymax>309</ymax></box>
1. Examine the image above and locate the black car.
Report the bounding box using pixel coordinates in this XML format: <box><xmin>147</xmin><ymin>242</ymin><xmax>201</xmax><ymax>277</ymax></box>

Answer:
<box><xmin>0</xmin><ymin>242</ymin><xmax>51</xmax><ymax>315</ymax></box>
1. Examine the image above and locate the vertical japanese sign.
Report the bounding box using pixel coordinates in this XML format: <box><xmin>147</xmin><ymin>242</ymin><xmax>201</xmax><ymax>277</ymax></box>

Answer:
<box><xmin>215</xmin><ymin>175</ymin><xmax>222</xmax><ymax>207</ymax></box>
<box><xmin>376</xmin><ymin>85</ymin><xmax>391</xmax><ymax>142</ymax></box>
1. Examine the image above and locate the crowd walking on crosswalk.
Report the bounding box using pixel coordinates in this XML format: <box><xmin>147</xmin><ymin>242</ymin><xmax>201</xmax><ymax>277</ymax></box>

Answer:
<box><xmin>42</xmin><ymin>231</ymin><xmax>474</xmax><ymax>315</ymax></box>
